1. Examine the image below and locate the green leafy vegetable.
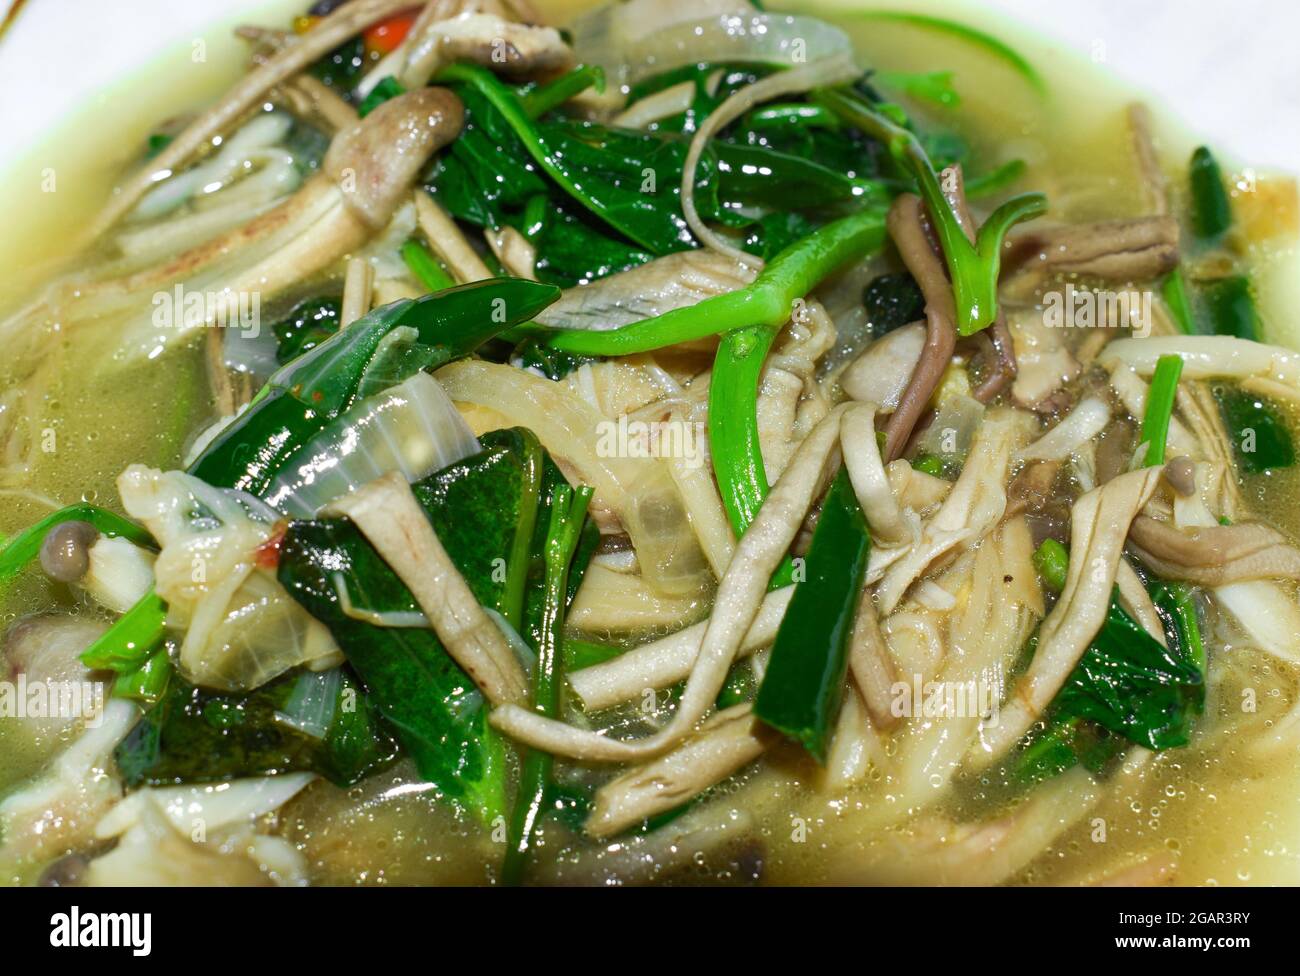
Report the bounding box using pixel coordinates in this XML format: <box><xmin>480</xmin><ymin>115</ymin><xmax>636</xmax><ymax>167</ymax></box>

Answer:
<box><xmin>863</xmin><ymin>271</ymin><xmax>925</xmax><ymax>336</ymax></box>
<box><xmin>115</xmin><ymin>666</ymin><xmax>398</xmax><ymax>788</ymax></box>
<box><xmin>1017</xmin><ymin>541</ymin><xmax>1205</xmax><ymax>784</ymax></box>
<box><xmin>277</xmin><ymin>429</ymin><xmax>596</xmax><ymax>820</ymax></box>
<box><xmin>190</xmin><ymin>278</ymin><xmax>559</xmax><ymax>496</ymax></box>
<box><xmin>1051</xmin><ymin>596</ymin><xmax>1202</xmax><ymax>750</ymax></box>
<box><xmin>1216</xmin><ymin>386</ymin><xmax>1295</xmax><ymax>473</ymax></box>
<box><xmin>754</xmin><ymin>468</ymin><xmax>871</xmax><ymax>761</ymax></box>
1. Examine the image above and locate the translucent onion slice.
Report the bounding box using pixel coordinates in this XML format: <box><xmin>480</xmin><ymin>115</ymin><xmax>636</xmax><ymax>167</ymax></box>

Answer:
<box><xmin>263</xmin><ymin>371</ymin><xmax>480</xmax><ymax>518</ymax></box>
<box><xmin>570</xmin><ymin>8</ymin><xmax>854</xmax><ymax>90</ymax></box>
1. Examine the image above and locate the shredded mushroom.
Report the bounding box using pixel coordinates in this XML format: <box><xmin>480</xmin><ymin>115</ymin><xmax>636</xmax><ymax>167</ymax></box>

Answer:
<box><xmin>972</xmin><ymin>467</ymin><xmax>1163</xmax><ymax>765</ymax></box>
<box><xmin>323</xmin><ymin>472</ymin><xmax>528</xmax><ymax>705</ymax></box>
<box><xmin>490</xmin><ymin>405</ymin><xmax>848</xmax><ymax>762</ymax></box>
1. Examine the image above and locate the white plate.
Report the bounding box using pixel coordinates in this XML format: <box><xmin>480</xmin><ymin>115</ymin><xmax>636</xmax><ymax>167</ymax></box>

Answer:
<box><xmin>0</xmin><ymin>0</ymin><xmax>1296</xmax><ymax>170</ymax></box>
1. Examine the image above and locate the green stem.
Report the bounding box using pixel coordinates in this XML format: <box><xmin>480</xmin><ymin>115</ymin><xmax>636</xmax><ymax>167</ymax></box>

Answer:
<box><xmin>113</xmin><ymin>646</ymin><xmax>172</xmax><ymax>704</ymax></box>
<box><xmin>745</xmin><ymin>103</ymin><xmax>840</xmax><ymax>131</ymax></box>
<box><xmin>499</xmin><ymin>436</ymin><xmax>543</xmax><ymax>629</ymax></box>
<box><xmin>544</xmin><ymin>207</ymin><xmax>888</xmax><ymax>355</ymax></box>
<box><xmin>709</xmin><ymin>326</ymin><xmax>778</xmax><ymax>536</ymax></box>
<box><xmin>81</xmin><ymin>589</ymin><xmax>168</xmax><ymax>672</ymax></box>
<box><xmin>0</xmin><ymin>504</ymin><xmax>153</xmax><ymax>589</ymax></box>
<box><xmin>1141</xmin><ymin>354</ymin><xmax>1184</xmax><ymax>467</ymax></box>
<box><xmin>520</xmin><ymin>64</ymin><xmax>604</xmax><ymax>119</ymax></box>
<box><xmin>817</xmin><ymin>87</ymin><xmax>1047</xmax><ymax>335</ymax></box>
<box><xmin>401</xmin><ymin>239</ymin><xmax>456</xmax><ymax>293</ymax></box>
<box><xmin>502</xmin><ymin>483</ymin><xmax>592</xmax><ymax>885</ymax></box>
<box><xmin>753</xmin><ymin>467</ymin><xmax>871</xmax><ymax>761</ymax></box>
<box><xmin>1161</xmin><ymin>267</ymin><xmax>1196</xmax><ymax>335</ymax></box>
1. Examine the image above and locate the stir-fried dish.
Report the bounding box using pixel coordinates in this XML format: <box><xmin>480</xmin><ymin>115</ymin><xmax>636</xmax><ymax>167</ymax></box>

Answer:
<box><xmin>2</xmin><ymin>0</ymin><xmax>1299</xmax><ymax>886</ymax></box>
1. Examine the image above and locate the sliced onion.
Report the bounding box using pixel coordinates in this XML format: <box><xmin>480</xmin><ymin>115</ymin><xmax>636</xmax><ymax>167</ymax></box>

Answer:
<box><xmin>274</xmin><ymin>667</ymin><xmax>342</xmax><ymax>740</ymax></box>
<box><xmin>571</xmin><ymin>7</ymin><xmax>854</xmax><ymax>91</ymax></box>
<box><xmin>131</xmin><ymin>111</ymin><xmax>294</xmax><ymax>222</ymax></box>
<box><xmin>437</xmin><ymin>359</ymin><xmax>711</xmax><ymax>597</ymax></box>
<box><xmin>263</xmin><ymin>371</ymin><xmax>480</xmax><ymax>518</ymax></box>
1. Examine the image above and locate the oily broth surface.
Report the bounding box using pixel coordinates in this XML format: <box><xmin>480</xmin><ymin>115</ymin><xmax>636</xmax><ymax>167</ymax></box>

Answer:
<box><xmin>0</xmin><ymin>0</ymin><xmax>1297</xmax><ymax>884</ymax></box>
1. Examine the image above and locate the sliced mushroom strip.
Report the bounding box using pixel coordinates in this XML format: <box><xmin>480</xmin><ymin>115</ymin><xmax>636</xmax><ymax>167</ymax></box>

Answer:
<box><xmin>1005</xmin><ymin>306</ymin><xmax>1080</xmax><ymax>410</ymax></box>
<box><xmin>841</xmin><ymin>402</ymin><xmax>908</xmax><ymax>546</ymax></box>
<box><xmin>490</xmin><ymin>406</ymin><xmax>847</xmax><ymax>762</ymax></box>
<box><xmin>1128</xmin><ymin>515</ymin><xmax>1300</xmax><ymax>585</ymax></box>
<box><xmin>876</xmin><ymin>409</ymin><xmax>1031</xmax><ymax>615</ymax></box>
<box><xmin>414</xmin><ymin>190</ymin><xmax>494</xmax><ymax>283</ymax></box>
<box><xmin>568</xmin><ymin>586</ymin><xmax>794</xmax><ymax>712</ymax></box>
<box><xmin>323</xmin><ymin>472</ymin><xmax>528</xmax><ymax>705</ymax></box>
<box><xmin>882</xmin><ymin>193</ymin><xmax>958</xmax><ymax>461</ymax></box>
<box><xmin>971</xmin><ymin>467</ymin><xmax>1163</xmax><ymax>766</ymax></box>
<box><xmin>1115</xmin><ymin>559</ymin><xmax>1167</xmax><ymax>646</ymax></box>
<box><xmin>324</xmin><ymin>87</ymin><xmax>465</xmax><ymax>228</ymax></box>
<box><xmin>89</xmin><ymin>0</ymin><xmax>419</xmax><ymax>237</ymax></box>
<box><xmin>1101</xmin><ymin>335</ymin><xmax>1300</xmax><ymax>389</ymax></box>
<box><xmin>400</xmin><ymin>12</ymin><xmax>575</xmax><ymax>86</ymax></box>
<box><xmin>1004</xmin><ymin>216</ymin><xmax>1179</xmax><ymax>281</ymax></box>
<box><xmin>846</xmin><ymin>589</ymin><xmax>901</xmax><ymax>729</ymax></box>
<box><xmin>340</xmin><ymin>256</ymin><xmax>375</xmax><ymax>327</ymax></box>
<box><xmin>1018</xmin><ymin>396</ymin><xmax>1110</xmax><ymax>462</ymax></box>
<box><xmin>586</xmin><ymin>704</ymin><xmax>775</xmax><ymax>838</ymax></box>
<box><xmin>15</xmin><ymin>88</ymin><xmax>465</xmax><ymax>367</ymax></box>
